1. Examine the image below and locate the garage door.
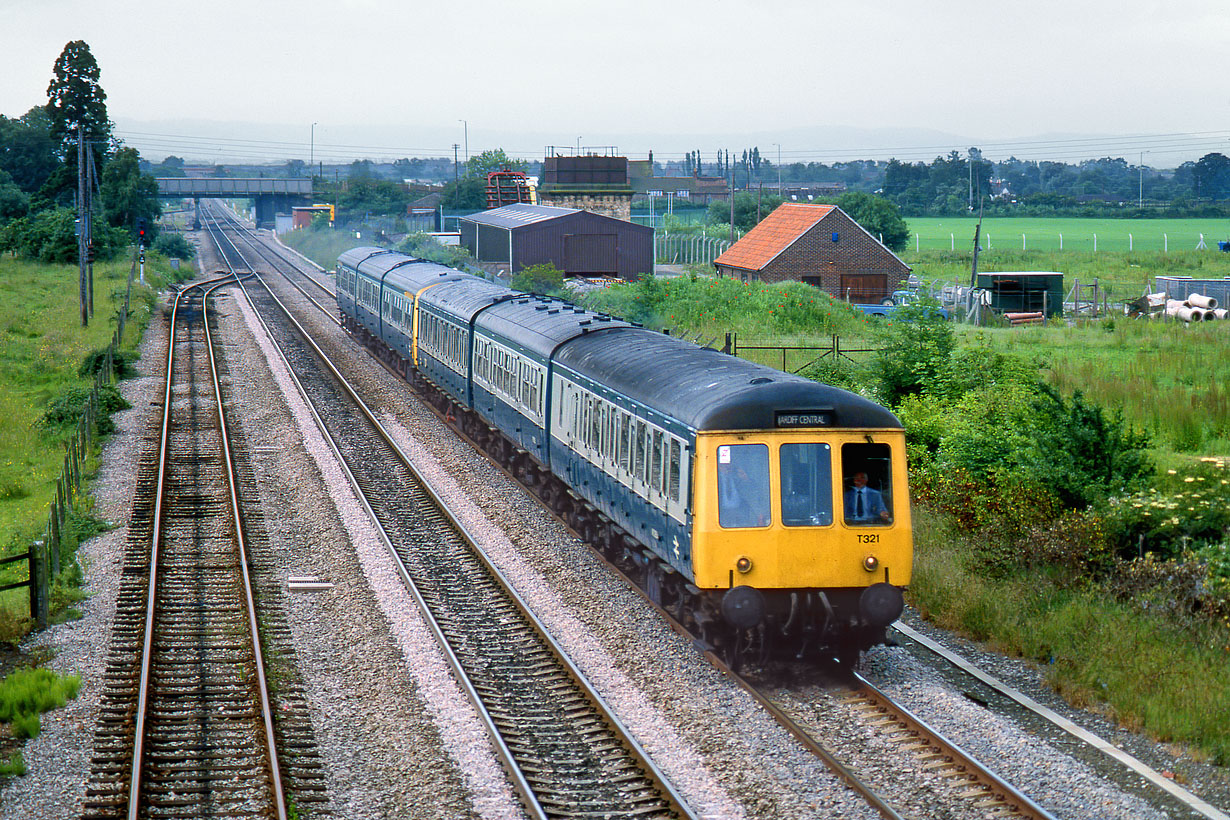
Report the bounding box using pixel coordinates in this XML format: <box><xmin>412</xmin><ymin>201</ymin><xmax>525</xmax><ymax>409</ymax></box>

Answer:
<box><xmin>564</xmin><ymin>233</ymin><xmax>617</xmax><ymax>274</ymax></box>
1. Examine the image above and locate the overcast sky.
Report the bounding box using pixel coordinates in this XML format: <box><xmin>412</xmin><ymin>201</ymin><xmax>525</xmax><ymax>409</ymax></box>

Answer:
<box><xmin>4</xmin><ymin>0</ymin><xmax>1229</xmax><ymax>167</ymax></box>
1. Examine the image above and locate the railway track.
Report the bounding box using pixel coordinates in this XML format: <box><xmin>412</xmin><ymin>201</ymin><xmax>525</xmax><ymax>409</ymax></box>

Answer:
<box><xmin>202</xmin><ymin>203</ymin><xmax>694</xmax><ymax>819</ymax></box>
<box><xmin>888</xmin><ymin>621</ymin><xmax>1230</xmax><ymax>820</ymax></box>
<box><xmin>81</xmin><ymin>275</ymin><xmax>319</xmax><ymax>819</ymax></box>
<box><xmin>207</xmin><ymin>206</ymin><xmax>1215</xmax><ymax>819</ymax></box>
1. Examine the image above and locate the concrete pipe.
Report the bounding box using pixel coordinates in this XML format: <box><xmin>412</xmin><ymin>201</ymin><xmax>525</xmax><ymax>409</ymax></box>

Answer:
<box><xmin>1166</xmin><ymin>299</ymin><xmax>1186</xmax><ymax>315</ymax></box>
<box><xmin>1214</xmin><ymin>309</ymin><xmax>1228</xmax><ymax>320</ymax></box>
<box><xmin>1188</xmin><ymin>293</ymin><xmax>1219</xmax><ymax>310</ymax></box>
<box><xmin>1202</xmin><ymin>308</ymin><xmax>1217</xmax><ymax>321</ymax></box>
<box><xmin>1176</xmin><ymin>306</ymin><xmax>1199</xmax><ymax>322</ymax></box>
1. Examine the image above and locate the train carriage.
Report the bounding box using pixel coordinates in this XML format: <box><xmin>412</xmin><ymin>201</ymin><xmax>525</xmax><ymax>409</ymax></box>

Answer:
<box><xmin>472</xmin><ymin>296</ymin><xmax>629</xmax><ymax>464</ymax></box>
<box><xmin>415</xmin><ymin>277</ymin><xmax>512</xmax><ymax>407</ymax></box>
<box><xmin>336</xmin><ymin>248</ymin><xmax>913</xmax><ymax>663</ymax></box>
<box><xmin>554</xmin><ymin>329</ymin><xmax>911</xmax><ymax>652</ymax></box>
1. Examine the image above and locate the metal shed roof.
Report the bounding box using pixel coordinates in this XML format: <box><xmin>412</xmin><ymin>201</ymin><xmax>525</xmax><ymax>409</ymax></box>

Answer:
<box><xmin>461</xmin><ymin>203</ymin><xmax>580</xmax><ymax>230</ymax></box>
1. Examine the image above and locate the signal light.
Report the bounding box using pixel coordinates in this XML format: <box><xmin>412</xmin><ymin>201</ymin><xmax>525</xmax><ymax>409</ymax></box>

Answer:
<box><xmin>136</xmin><ymin>217</ymin><xmax>147</xmax><ymax>245</ymax></box>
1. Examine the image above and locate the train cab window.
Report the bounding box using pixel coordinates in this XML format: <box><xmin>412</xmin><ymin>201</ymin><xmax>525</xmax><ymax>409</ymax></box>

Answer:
<box><xmin>841</xmin><ymin>442</ymin><xmax>893</xmax><ymax>526</ymax></box>
<box><xmin>780</xmin><ymin>443</ymin><xmax>834</xmax><ymax>527</ymax></box>
<box><xmin>717</xmin><ymin>444</ymin><xmax>770</xmax><ymax>529</ymax></box>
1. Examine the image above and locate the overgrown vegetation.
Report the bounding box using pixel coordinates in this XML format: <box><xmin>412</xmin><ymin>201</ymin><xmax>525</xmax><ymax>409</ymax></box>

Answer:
<box><xmin>582</xmin><ymin>268</ymin><xmax>1230</xmax><ymax>763</ymax></box>
<box><xmin>0</xmin><ymin>252</ymin><xmax>185</xmax><ymax>630</ymax></box>
<box><xmin>0</xmin><ymin>666</ymin><xmax>81</xmax><ymax>745</ymax></box>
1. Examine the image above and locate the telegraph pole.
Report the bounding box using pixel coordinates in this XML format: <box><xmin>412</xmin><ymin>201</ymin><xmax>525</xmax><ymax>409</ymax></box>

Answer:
<box><xmin>453</xmin><ymin>144</ymin><xmax>460</xmax><ymax>182</ymax></box>
<box><xmin>86</xmin><ymin>147</ymin><xmax>95</xmax><ymax>317</ymax></box>
<box><xmin>77</xmin><ymin>125</ymin><xmax>88</xmax><ymax>327</ymax></box>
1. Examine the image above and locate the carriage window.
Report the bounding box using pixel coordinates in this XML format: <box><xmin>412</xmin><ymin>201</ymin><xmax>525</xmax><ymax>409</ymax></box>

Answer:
<box><xmin>841</xmin><ymin>442</ymin><xmax>893</xmax><ymax>526</ymax></box>
<box><xmin>634</xmin><ymin>421</ymin><xmax>647</xmax><ymax>481</ymax></box>
<box><xmin>619</xmin><ymin>415</ymin><xmax>632</xmax><ymax>472</ymax></box>
<box><xmin>780</xmin><ymin>443</ymin><xmax>833</xmax><ymax>527</ymax></box>
<box><xmin>650</xmin><ymin>431</ymin><xmax>664</xmax><ymax>492</ymax></box>
<box><xmin>717</xmin><ymin>444</ymin><xmax>770</xmax><ymax>529</ymax></box>
<box><xmin>668</xmin><ymin>439</ymin><xmax>682</xmax><ymax>502</ymax></box>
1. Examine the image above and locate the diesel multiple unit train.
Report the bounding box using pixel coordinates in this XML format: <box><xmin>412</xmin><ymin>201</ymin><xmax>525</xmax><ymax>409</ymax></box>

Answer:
<box><xmin>335</xmin><ymin>247</ymin><xmax>912</xmax><ymax>664</ymax></box>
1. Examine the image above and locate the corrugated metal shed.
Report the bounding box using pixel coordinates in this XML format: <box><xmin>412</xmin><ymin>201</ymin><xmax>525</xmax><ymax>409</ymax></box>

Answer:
<box><xmin>464</xmin><ymin>203</ymin><xmax>580</xmax><ymax>229</ymax></box>
<box><xmin>459</xmin><ymin>204</ymin><xmax>653</xmax><ymax>281</ymax></box>
<box><xmin>975</xmin><ymin>272</ymin><xmax>1064</xmax><ymax>317</ymax></box>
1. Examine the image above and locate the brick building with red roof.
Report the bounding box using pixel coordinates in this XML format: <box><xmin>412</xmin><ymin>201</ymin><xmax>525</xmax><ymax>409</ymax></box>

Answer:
<box><xmin>713</xmin><ymin>203</ymin><xmax>910</xmax><ymax>303</ymax></box>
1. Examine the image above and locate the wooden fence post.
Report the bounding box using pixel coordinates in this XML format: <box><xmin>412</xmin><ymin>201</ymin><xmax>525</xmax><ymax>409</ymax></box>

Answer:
<box><xmin>29</xmin><ymin>541</ymin><xmax>47</xmax><ymax>628</ymax></box>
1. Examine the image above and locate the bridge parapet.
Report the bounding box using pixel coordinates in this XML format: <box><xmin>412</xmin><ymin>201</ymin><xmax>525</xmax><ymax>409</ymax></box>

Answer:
<box><xmin>156</xmin><ymin>177</ymin><xmax>312</xmax><ymax>197</ymax></box>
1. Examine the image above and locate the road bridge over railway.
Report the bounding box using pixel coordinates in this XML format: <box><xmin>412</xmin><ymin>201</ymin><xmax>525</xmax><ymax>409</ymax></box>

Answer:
<box><xmin>156</xmin><ymin>177</ymin><xmax>313</xmax><ymax>228</ymax></box>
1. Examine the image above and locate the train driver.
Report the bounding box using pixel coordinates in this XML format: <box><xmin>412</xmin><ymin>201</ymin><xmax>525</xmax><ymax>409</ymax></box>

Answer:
<box><xmin>844</xmin><ymin>471</ymin><xmax>890</xmax><ymax>525</ymax></box>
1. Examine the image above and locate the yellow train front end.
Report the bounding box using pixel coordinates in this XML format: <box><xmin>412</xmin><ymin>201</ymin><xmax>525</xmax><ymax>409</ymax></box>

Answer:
<box><xmin>690</xmin><ymin>426</ymin><xmax>912</xmax><ymax>658</ymax></box>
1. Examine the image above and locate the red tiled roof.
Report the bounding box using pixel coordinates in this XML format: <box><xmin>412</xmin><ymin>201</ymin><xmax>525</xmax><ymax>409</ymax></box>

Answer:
<box><xmin>713</xmin><ymin>203</ymin><xmax>835</xmax><ymax>271</ymax></box>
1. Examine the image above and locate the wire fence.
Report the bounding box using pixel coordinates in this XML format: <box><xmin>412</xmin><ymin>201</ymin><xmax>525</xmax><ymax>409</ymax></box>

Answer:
<box><xmin>21</xmin><ymin>253</ymin><xmax>136</xmax><ymax>627</ymax></box>
<box><xmin>654</xmin><ymin>233</ymin><xmax>737</xmax><ymax>266</ymax></box>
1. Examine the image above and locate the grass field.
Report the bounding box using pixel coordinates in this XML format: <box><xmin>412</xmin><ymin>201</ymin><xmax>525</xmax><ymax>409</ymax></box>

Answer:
<box><xmin>906</xmin><ymin>217</ymin><xmax>1230</xmax><ymax>254</ymax></box>
<box><xmin>0</xmin><ymin>252</ymin><xmax>185</xmax><ymax>626</ymax></box>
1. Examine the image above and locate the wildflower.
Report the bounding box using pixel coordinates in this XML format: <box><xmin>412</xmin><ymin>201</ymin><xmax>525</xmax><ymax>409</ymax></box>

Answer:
<box><xmin>1167</xmin><ymin>469</ymin><xmax>1177</xmax><ymax>475</ymax></box>
<box><xmin>1185</xmin><ymin>477</ymin><xmax>1196</xmax><ymax>483</ymax></box>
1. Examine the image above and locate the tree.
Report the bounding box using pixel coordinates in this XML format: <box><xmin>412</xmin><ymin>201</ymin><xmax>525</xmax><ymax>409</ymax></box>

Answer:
<box><xmin>100</xmin><ymin>147</ymin><xmax>161</xmax><ymax>236</ymax></box>
<box><xmin>1193</xmin><ymin>153</ymin><xmax>1230</xmax><ymax>200</ymax></box>
<box><xmin>337</xmin><ymin>178</ymin><xmax>411</xmax><ymax>215</ymax></box>
<box><xmin>440</xmin><ymin>177</ymin><xmax>486</xmax><ymax>209</ymax></box>
<box><xmin>466</xmin><ymin>149</ymin><xmax>528</xmax><ymax>179</ymax></box>
<box><xmin>0</xmin><ymin>108</ymin><xmax>60</xmax><ymax>193</ymax></box>
<box><xmin>832</xmin><ymin>192</ymin><xmax>909</xmax><ymax>251</ymax></box>
<box><xmin>707</xmin><ymin>192</ymin><xmax>784</xmax><ymax>230</ymax></box>
<box><xmin>0</xmin><ymin>170</ymin><xmax>29</xmax><ymax>223</ymax></box>
<box><xmin>45</xmin><ymin>40</ymin><xmax>111</xmax><ymax>162</ymax></box>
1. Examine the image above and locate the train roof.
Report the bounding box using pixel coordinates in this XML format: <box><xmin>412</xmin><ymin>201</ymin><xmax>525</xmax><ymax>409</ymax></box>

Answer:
<box><xmin>554</xmin><ymin>328</ymin><xmax>901</xmax><ymax>432</ymax></box>
<box><xmin>476</xmin><ymin>295</ymin><xmax>632</xmax><ymax>359</ymax></box>
<box><xmin>416</xmin><ymin>276</ymin><xmax>515</xmax><ymax>321</ymax></box>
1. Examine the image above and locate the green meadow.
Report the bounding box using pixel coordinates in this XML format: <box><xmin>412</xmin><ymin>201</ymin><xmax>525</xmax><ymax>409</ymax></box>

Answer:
<box><xmin>905</xmin><ymin>217</ymin><xmax>1230</xmax><ymax>254</ymax></box>
<box><xmin>0</xmin><ymin>254</ymin><xmax>185</xmax><ymax>630</ymax></box>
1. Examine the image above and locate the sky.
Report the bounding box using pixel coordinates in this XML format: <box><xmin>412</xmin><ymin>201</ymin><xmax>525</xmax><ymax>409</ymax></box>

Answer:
<box><xmin>4</xmin><ymin>0</ymin><xmax>1230</xmax><ymax>168</ymax></box>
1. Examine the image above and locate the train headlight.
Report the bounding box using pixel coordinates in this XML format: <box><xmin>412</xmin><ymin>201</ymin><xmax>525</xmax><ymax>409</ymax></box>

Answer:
<box><xmin>735</xmin><ymin>556</ymin><xmax>753</xmax><ymax>574</ymax></box>
<box><xmin>862</xmin><ymin>554</ymin><xmax>879</xmax><ymax>573</ymax></box>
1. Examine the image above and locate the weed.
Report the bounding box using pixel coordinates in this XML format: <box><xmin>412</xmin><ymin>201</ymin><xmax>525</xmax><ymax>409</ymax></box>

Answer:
<box><xmin>11</xmin><ymin>713</ymin><xmax>38</xmax><ymax>740</ymax></box>
<box><xmin>0</xmin><ymin>751</ymin><xmax>25</xmax><ymax>777</ymax></box>
<box><xmin>0</xmin><ymin>667</ymin><xmax>81</xmax><ymax>723</ymax></box>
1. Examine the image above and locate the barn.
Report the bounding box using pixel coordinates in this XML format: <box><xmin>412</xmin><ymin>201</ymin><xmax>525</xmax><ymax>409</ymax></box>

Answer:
<box><xmin>459</xmin><ymin>203</ymin><xmax>653</xmax><ymax>281</ymax></box>
<box><xmin>713</xmin><ymin>203</ymin><xmax>910</xmax><ymax>303</ymax></box>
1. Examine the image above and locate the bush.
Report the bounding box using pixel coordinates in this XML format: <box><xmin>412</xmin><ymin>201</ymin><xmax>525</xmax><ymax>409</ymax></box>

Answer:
<box><xmin>869</xmin><ymin>302</ymin><xmax>955</xmax><ymax>405</ymax></box>
<box><xmin>1025</xmin><ymin>387</ymin><xmax>1152</xmax><ymax>509</ymax></box>
<box><xmin>511</xmin><ymin>262</ymin><xmax>565</xmax><ymax>296</ymax></box>
<box><xmin>152</xmin><ymin>232</ymin><xmax>194</xmax><ymax>260</ymax></box>
<box><xmin>1011</xmin><ymin>508</ymin><xmax>1114</xmax><ymax>580</ymax></box>
<box><xmin>1104</xmin><ymin>553</ymin><xmax>1226</xmax><ymax>628</ymax></box>
<box><xmin>39</xmin><ymin>383</ymin><xmax>130</xmax><ymax>433</ymax></box>
<box><xmin>78</xmin><ymin>347</ymin><xmax>136</xmax><ymax>380</ymax></box>
<box><xmin>1102</xmin><ymin>461</ymin><xmax>1230</xmax><ymax>560</ymax></box>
